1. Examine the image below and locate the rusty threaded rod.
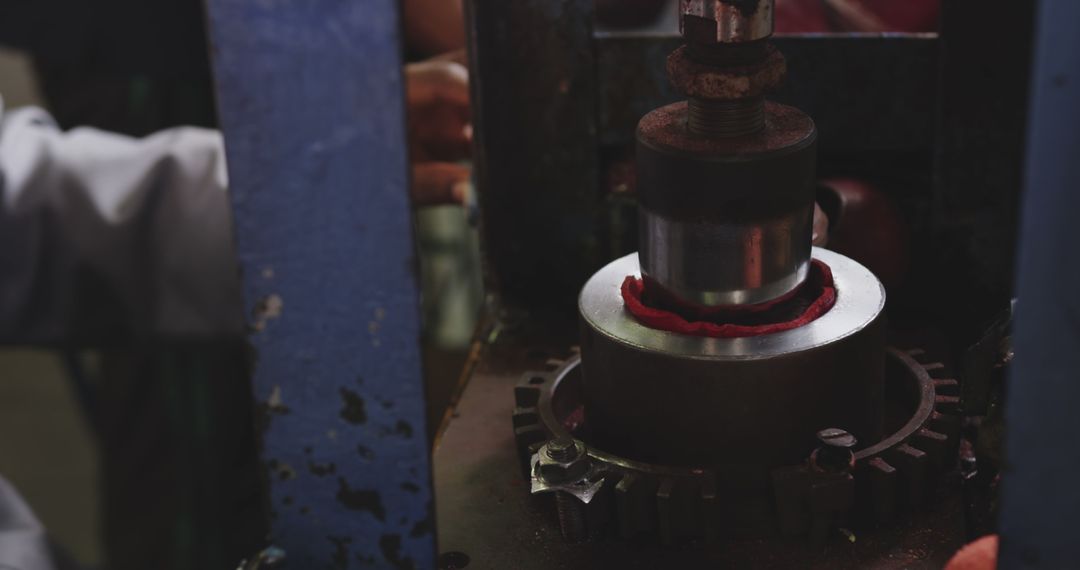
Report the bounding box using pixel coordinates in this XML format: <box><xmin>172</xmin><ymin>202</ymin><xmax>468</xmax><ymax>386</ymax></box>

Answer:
<box><xmin>687</xmin><ymin>96</ymin><xmax>765</xmax><ymax>137</ymax></box>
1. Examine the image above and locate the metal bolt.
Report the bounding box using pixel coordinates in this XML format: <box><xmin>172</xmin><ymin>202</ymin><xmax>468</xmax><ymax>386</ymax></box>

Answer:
<box><xmin>818</xmin><ymin>428</ymin><xmax>857</xmax><ymax>449</ymax></box>
<box><xmin>545</xmin><ymin>436</ymin><xmax>580</xmax><ymax>462</ymax></box>
<box><xmin>814</xmin><ymin>428</ymin><xmax>857</xmax><ymax>472</ymax></box>
<box><xmin>538</xmin><ymin>437</ymin><xmax>590</xmax><ymax>484</ymax></box>
<box><xmin>555</xmin><ymin>491</ymin><xmax>589</xmax><ymax>542</ymax></box>
<box><xmin>535</xmin><ymin>437</ymin><xmax>594</xmax><ymax>542</ymax></box>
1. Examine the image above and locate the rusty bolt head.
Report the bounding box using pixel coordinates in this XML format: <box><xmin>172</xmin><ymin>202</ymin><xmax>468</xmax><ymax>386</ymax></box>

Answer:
<box><xmin>538</xmin><ymin>438</ymin><xmax>589</xmax><ymax>484</ymax></box>
<box><xmin>812</xmin><ymin>428</ymin><xmax>857</xmax><ymax>473</ymax></box>
<box><xmin>667</xmin><ymin>44</ymin><xmax>785</xmax><ymax>100</ymax></box>
<box><xmin>680</xmin><ymin>0</ymin><xmax>774</xmax><ymax>44</ymax></box>
<box><xmin>817</xmin><ymin>428</ymin><xmax>858</xmax><ymax>449</ymax></box>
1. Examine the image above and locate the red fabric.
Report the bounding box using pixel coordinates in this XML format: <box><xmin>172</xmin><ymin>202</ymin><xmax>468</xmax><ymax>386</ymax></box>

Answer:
<box><xmin>621</xmin><ymin>260</ymin><xmax>837</xmax><ymax>338</ymax></box>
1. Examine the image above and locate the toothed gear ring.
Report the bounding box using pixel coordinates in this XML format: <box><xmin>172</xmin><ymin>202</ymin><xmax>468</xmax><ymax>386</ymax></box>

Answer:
<box><xmin>513</xmin><ymin>347</ymin><xmax>960</xmax><ymax>544</ymax></box>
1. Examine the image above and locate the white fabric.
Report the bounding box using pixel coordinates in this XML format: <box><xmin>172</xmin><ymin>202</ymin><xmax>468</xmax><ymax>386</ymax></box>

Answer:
<box><xmin>0</xmin><ymin>475</ymin><xmax>55</xmax><ymax>570</ymax></box>
<box><xmin>0</xmin><ymin>96</ymin><xmax>243</xmax><ymax>338</ymax></box>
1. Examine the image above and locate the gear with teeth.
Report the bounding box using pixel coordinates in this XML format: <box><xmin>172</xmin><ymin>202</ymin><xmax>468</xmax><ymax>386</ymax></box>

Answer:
<box><xmin>512</xmin><ymin>347</ymin><xmax>961</xmax><ymax>544</ymax></box>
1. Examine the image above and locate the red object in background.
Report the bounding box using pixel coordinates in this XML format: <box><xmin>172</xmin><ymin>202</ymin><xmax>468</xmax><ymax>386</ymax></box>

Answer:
<box><xmin>944</xmin><ymin>535</ymin><xmax>998</xmax><ymax>570</ymax></box>
<box><xmin>776</xmin><ymin>0</ymin><xmax>940</xmax><ymax>33</ymax></box>
<box><xmin>860</xmin><ymin>0</ymin><xmax>940</xmax><ymax>32</ymax></box>
<box><xmin>818</xmin><ymin>177</ymin><xmax>910</xmax><ymax>293</ymax></box>
<box><xmin>776</xmin><ymin>0</ymin><xmax>833</xmax><ymax>33</ymax></box>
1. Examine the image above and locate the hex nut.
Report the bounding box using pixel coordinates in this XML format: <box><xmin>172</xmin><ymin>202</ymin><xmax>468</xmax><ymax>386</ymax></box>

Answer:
<box><xmin>667</xmin><ymin>44</ymin><xmax>786</xmax><ymax>100</ymax></box>
<box><xmin>537</xmin><ymin>440</ymin><xmax>590</xmax><ymax>484</ymax></box>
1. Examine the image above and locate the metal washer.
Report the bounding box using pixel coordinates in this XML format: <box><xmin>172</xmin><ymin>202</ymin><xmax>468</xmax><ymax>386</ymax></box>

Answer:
<box><xmin>580</xmin><ymin>247</ymin><xmax>886</xmax><ymax>360</ymax></box>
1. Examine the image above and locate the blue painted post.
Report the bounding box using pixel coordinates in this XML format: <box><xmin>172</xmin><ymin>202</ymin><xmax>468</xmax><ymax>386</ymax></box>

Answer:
<box><xmin>999</xmin><ymin>0</ymin><xmax>1080</xmax><ymax>568</ymax></box>
<box><xmin>203</xmin><ymin>1</ymin><xmax>434</xmax><ymax>568</ymax></box>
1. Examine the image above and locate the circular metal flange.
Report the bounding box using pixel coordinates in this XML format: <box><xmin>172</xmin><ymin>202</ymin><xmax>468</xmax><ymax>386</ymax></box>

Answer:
<box><xmin>513</xmin><ymin>347</ymin><xmax>961</xmax><ymax>544</ymax></box>
<box><xmin>581</xmin><ymin>248</ymin><xmax>882</xmax><ymax>360</ymax></box>
<box><xmin>579</xmin><ymin>249</ymin><xmax>886</xmax><ymax>469</ymax></box>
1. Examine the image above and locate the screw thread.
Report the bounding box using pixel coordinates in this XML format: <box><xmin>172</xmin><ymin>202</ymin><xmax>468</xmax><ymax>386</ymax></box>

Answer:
<box><xmin>687</xmin><ymin>97</ymin><xmax>765</xmax><ymax>138</ymax></box>
<box><xmin>555</xmin><ymin>491</ymin><xmax>588</xmax><ymax>542</ymax></box>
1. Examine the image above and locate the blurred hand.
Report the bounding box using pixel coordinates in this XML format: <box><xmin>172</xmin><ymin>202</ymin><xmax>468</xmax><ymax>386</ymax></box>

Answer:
<box><xmin>406</xmin><ymin>60</ymin><xmax>472</xmax><ymax>206</ymax></box>
<box><xmin>402</xmin><ymin>0</ymin><xmax>466</xmax><ymax>57</ymax></box>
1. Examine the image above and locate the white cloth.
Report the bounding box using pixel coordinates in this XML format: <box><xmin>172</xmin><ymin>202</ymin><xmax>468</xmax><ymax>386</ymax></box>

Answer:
<box><xmin>0</xmin><ymin>96</ymin><xmax>243</xmax><ymax>339</ymax></box>
<box><xmin>0</xmin><ymin>475</ymin><xmax>56</xmax><ymax>570</ymax></box>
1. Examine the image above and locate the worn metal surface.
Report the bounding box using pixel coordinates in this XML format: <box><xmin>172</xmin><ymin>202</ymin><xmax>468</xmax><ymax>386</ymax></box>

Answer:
<box><xmin>204</xmin><ymin>1</ymin><xmax>434</xmax><ymax>567</ymax></box>
<box><xmin>470</xmin><ymin>23</ymin><xmax>938</xmax><ymax>316</ymax></box>
<box><xmin>637</xmin><ymin>12</ymin><xmax>820</xmax><ymax>308</ymax></box>
<box><xmin>636</xmin><ymin>101</ymin><xmax>817</xmax><ymax>305</ymax></box>
<box><xmin>512</xmin><ymin>347</ymin><xmax>959</xmax><ymax>544</ymax></box>
<box><xmin>999</xmin><ymin>0</ymin><xmax>1080</xmax><ymax>567</ymax></box>
<box><xmin>667</xmin><ymin>44</ymin><xmax>785</xmax><ymax>101</ymax></box>
<box><xmin>579</xmin><ymin>249</ymin><xmax>885</xmax><ymax>468</ymax></box>
<box><xmin>639</xmin><ymin>205</ymin><xmax>813</xmax><ymax>305</ymax></box>
<box><xmin>434</xmin><ymin>329</ymin><xmax>965</xmax><ymax>568</ymax></box>
<box><xmin>597</xmin><ymin>33</ymin><xmax>939</xmax><ymax>153</ymax></box>
<box><xmin>465</xmin><ymin>0</ymin><xmax>604</xmax><ymax>314</ymax></box>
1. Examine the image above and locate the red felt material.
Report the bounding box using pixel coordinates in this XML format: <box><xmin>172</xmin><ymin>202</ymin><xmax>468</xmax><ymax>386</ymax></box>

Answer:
<box><xmin>621</xmin><ymin>260</ymin><xmax>837</xmax><ymax>338</ymax></box>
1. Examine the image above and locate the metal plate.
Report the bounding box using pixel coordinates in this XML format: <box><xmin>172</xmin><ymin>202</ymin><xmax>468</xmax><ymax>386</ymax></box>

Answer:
<box><xmin>206</xmin><ymin>0</ymin><xmax>434</xmax><ymax>565</ymax></box>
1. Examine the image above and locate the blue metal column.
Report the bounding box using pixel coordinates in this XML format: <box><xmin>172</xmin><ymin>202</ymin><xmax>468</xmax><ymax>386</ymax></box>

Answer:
<box><xmin>999</xmin><ymin>0</ymin><xmax>1080</xmax><ymax>568</ymax></box>
<box><xmin>203</xmin><ymin>1</ymin><xmax>434</xmax><ymax>567</ymax></box>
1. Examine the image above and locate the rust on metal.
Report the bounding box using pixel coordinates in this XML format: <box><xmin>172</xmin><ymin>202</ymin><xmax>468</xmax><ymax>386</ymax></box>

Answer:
<box><xmin>667</xmin><ymin>44</ymin><xmax>785</xmax><ymax>100</ymax></box>
<box><xmin>638</xmin><ymin>101</ymin><xmax>814</xmax><ymax>154</ymax></box>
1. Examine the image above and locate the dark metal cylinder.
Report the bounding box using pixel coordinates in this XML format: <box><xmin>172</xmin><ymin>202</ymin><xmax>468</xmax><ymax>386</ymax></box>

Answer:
<box><xmin>639</xmin><ymin>205</ymin><xmax>813</xmax><ymax>306</ymax></box>
<box><xmin>578</xmin><ymin>249</ymin><xmax>886</xmax><ymax>469</ymax></box>
<box><xmin>636</xmin><ymin>101</ymin><xmax>817</xmax><ymax>306</ymax></box>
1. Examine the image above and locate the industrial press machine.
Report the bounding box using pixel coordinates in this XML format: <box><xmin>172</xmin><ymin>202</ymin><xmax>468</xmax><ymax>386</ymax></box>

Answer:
<box><xmin>206</xmin><ymin>0</ymin><xmax>1078</xmax><ymax>566</ymax></box>
<box><xmin>432</xmin><ymin>0</ymin><xmax>1030</xmax><ymax>568</ymax></box>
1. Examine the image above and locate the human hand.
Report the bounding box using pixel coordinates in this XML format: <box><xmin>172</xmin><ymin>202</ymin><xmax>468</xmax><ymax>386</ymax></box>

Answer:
<box><xmin>406</xmin><ymin>60</ymin><xmax>472</xmax><ymax>206</ymax></box>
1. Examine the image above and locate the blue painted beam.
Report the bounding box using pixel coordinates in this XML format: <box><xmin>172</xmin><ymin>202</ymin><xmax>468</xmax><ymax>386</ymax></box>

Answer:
<box><xmin>999</xmin><ymin>0</ymin><xmax>1080</xmax><ymax>568</ymax></box>
<box><xmin>203</xmin><ymin>1</ymin><xmax>434</xmax><ymax>568</ymax></box>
